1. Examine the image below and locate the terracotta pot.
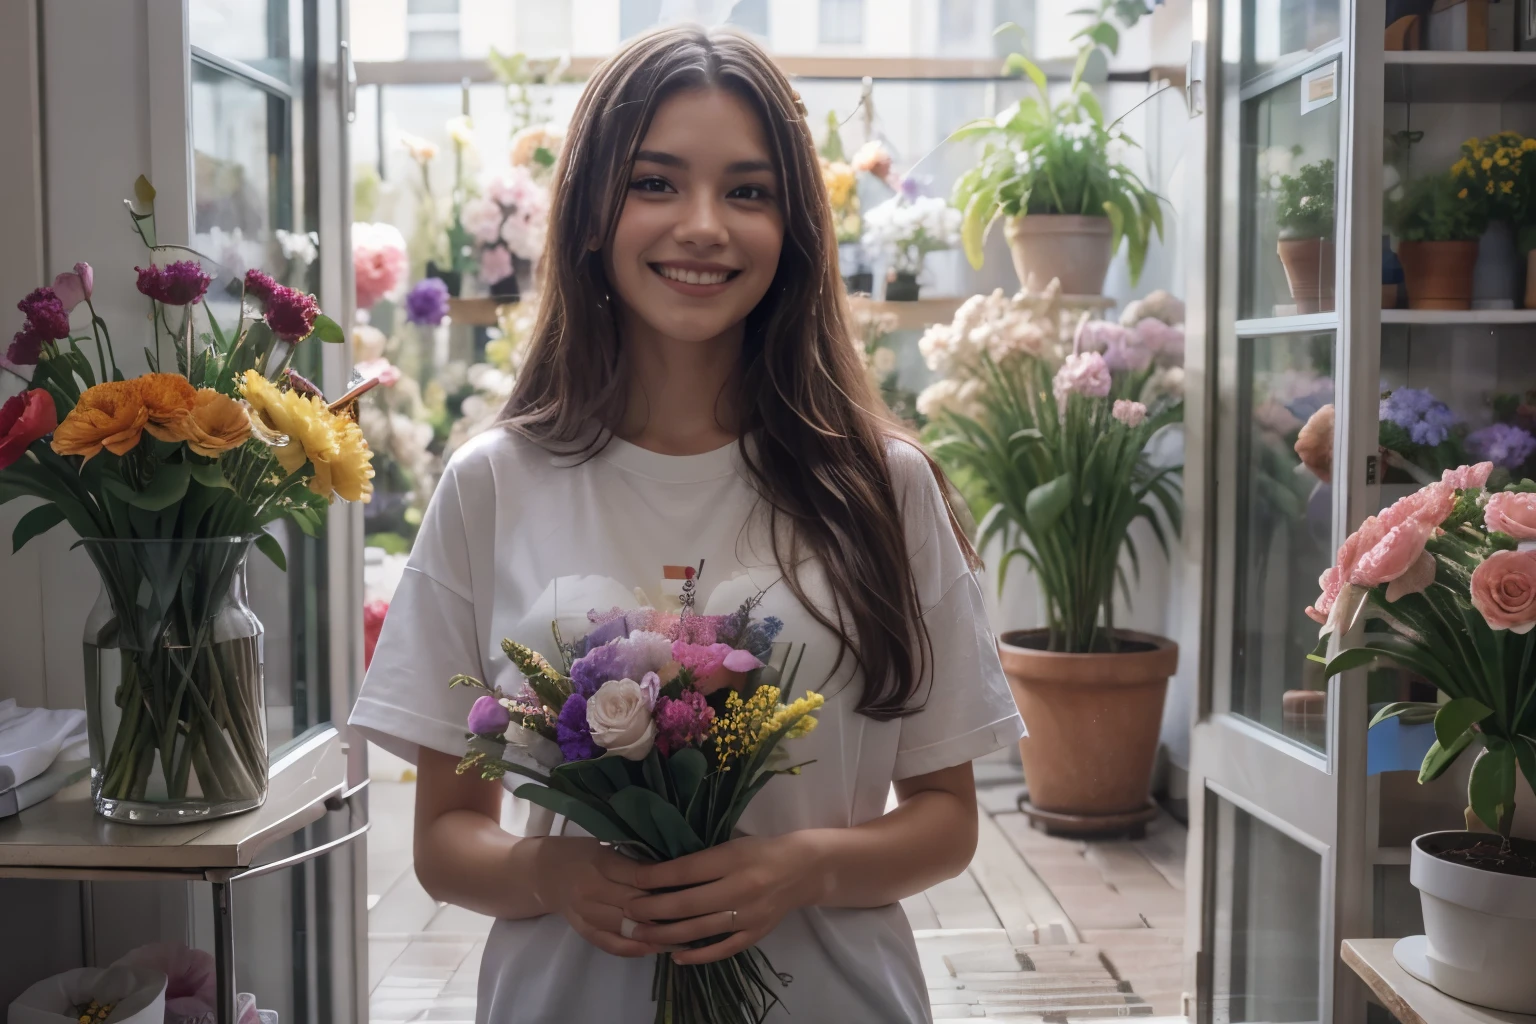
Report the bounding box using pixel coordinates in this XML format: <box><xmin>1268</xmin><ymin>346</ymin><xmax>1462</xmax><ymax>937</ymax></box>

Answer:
<box><xmin>1397</xmin><ymin>240</ymin><xmax>1478</xmax><ymax>310</ymax></box>
<box><xmin>1004</xmin><ymin>214</ymin><xmax>1113</xmax><ymax>295</ymax></box>
<box><xmin>1276</xmin><ymin>237</ymin><xmax>1336</xmax><ymax>313</ymax></box>
<box><xmin>997</xmin><ymin>629</ymin><xmax>1178</xmax><ymax>820</ymax></box>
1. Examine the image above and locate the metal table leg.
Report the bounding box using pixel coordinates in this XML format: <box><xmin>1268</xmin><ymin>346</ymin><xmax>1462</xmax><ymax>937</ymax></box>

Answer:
<box><xmin>212</xmin><ymin>879</ymin><xmax>236</xmax><ymax>1024</ymax></box>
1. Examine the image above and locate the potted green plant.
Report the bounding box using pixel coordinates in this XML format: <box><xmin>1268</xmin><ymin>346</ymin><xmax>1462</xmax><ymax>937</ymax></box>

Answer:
<box><xmin>1390</xmin><ymin>172</ymin><xmax>1487</xmax><ymax>310</ymax></box>
<box><xmin>919</xmin><ymin>284</ymin><xmax>1185</xmax><ymax>835</ymax></box>
<box><xmin>950</xmin><ymin>2</ymin><xmax>1163</xmax><ymax>296</ymax></box>
<box><xmin>1312</xmin><ymin>466</ymin><xmax>1536</xmax><ymax>1012</ymax></box>
<box><xmin>1450</xmin><ymin>131</ymin><xmax>1532</xmax><ymax>309</ymax></box>
<box><xmin>1274</xmin><ymin>158</ymin><xmax>1337</xmax><ymax>313</ymax></box>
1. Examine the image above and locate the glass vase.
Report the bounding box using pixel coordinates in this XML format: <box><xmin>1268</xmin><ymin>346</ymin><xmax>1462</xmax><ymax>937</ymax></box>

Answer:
<box><xmin>81</xmin><ymin>536</ymin><xmax>267</xmax><ymax>823</ymax></box>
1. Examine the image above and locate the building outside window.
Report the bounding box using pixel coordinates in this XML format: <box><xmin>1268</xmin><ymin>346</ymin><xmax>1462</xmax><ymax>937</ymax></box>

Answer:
<box><xmin>407</xmin><ymin>0</ymin><xmax>460</xmax><ymax>58</ymax></box>
<box><xmin>729</xmin><ymin>0</ymin><xmax>769</xmax><ymax>36</ymax></box>
<box><xmin>819</xmin><ymin>0</ymin><xmax>863</xmax><ymax>45</ymax></box>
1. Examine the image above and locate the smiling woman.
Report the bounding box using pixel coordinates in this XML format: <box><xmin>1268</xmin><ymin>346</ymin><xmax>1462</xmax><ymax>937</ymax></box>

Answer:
<box><xmin>349</xmin><ymin>22</ymin><xmax>1024</xmax><ymax>1024</ymax></box>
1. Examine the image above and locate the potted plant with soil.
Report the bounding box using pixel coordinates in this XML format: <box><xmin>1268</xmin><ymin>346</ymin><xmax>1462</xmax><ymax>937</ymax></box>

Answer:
<box><xmin>950</xmin><ymin>1</ymin><xmax>1163</xmax><ymax>296</ymax></box>
<box><xmin>861</xmin><ymin>187</ymin><xmax>961</xmax><ymax>301</ymax></box>
<box><xmin>919</xmin><ymin>282</ymin><xmax>1185</xmax><ymax>836</ymax></box>
<box><xmin>1390</xmin><ymin>172</ymin><xmax>1487</xmax><ymax>310</ymax></box>
<box><xmin>1274</xmin><ymin>159</ymin><xmax>1337</xmax><ymax>313</ymax></box>
<box><xmin>1311</xmin><ymin>465</ymin><xmax>1536</xmax><ymax>1012</ymax></box>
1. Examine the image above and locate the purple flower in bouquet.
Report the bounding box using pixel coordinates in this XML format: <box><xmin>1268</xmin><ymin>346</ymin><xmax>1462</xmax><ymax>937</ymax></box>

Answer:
<box><xmin>735</xmin><ymin>615</ymin><xmax>784</xmax><ymax>661</ymax></box>
<box><xmin>655</xmin><ymin>690</ymin><xmax>716</xmax><ymax>756</ymax></box>
<box><xmin>1380</xmin><ymin>388</ymin><xmax>1458</xmax><ymax>447</ymax></box>
<box><xmin>556</xmin><ymin>693</ymin><xmax>601</xmax><ymax>760</ymax></box>
<box><xmin>18</xmin><ymin>287</ymin><xmax>70</xmax><ymax>341</ymax></box>
<box><xmin>135</xmin><ymin>260</ymin><xmax>211</xmax><ymax>306</ymax></box>
<box><xmin>1467</xmin><ymin>423</ymin><xmax>1536</xmax><ymax>469</ymax></box>
<box><xmin>1053</xmin><ymin>351</ymin><xmax>1112</xmax><ymax>404</ymax></box>
<box><xmin>468</xmin><ymin>694</ymin><xmax>511</xmax><ymax>735</ymax></box>
<box><xmin>405</xmin><ymin>277</ymin><xmax>451</xmax><ymax>326</ymax></box>
<box><xmin>569</xmin><ymin>630</ymin><xmax>673</xmax><ymax>697</ymax></box>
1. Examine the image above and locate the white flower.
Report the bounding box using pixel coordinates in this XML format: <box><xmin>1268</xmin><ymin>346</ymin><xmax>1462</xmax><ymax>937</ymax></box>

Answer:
<box><xmin>872</xmin><ymin>346</ymin><xmax>897</xmax><ymax>374</ymax></box>
<box><xmin>276</xmin><ymin>229</ymin><xmax>319</xmax><ymax>266</ymax></box>
<box><xmin>401</xmin><ymin>132</ymin><xmax>439</xmax><ymax>163</ymax></box>
<box><xmin>446</xmin><ymin>115</ymin><xmax>474</xmax><ymax>148</ymax></box>
<box><xmin>916</xmin><ymin>378</ymin><xmax>984</xmax><ymax>419</ymax></box>
<box><xmin>587</xmin><ymin>678</ymin><xmax>657</xmax><ymax>760</ymax></box>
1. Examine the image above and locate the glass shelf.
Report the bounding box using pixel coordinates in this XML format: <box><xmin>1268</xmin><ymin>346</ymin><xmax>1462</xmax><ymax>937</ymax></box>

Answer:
<box><xmin>1384</xmin><ymin>51</ymin><xmax>1536</xmax><ymax>105</ymax></box>
<box><xmin>1381</xmin><ymin>309</ymin><xmax>1536</xmax><ymax>325</ymax></box>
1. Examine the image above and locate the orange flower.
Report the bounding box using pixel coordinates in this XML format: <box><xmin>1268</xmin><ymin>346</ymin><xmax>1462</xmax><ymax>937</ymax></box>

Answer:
<box><xmin>171</xmin><ymin>389</ymin><xmax>251</xmax><ymax>457</ymax></box>
<box><xmin>51</xmin><ymin>380</ymin><xmax>148</xmax><ymax>460</ymax></box>
<box><xmin>137</xmin><ymin>372</ymin><xmax>197</xmax><ymax>442</ymax></box>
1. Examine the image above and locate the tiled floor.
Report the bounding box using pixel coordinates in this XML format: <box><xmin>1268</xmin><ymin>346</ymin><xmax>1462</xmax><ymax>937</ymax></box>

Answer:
<box><xmin>366</xmin><ymin>749</ymin><xmax>1190</xmax><ymax>1022</ymax></box>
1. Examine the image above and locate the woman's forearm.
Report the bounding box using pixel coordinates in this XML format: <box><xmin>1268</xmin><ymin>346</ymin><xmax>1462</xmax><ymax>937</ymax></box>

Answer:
<box><xmin>797</xmin><ymin>785</ymin><xmax>977</xmax><ymax>909</ymax></box>
<box><xmin>415</xmin><ymin>807</ymin><xmax>543</xmax><ymax>919</ymax></box>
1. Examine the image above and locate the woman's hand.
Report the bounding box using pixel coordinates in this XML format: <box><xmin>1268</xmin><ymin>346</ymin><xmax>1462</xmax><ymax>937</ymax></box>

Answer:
<box><xmin>608</xmin><ymin>833</ymin><xmax>822</xmax><ymax>965</ymax></box>
<box><xmin>530</xmin><ymin>836</ymin><xmax>665</xmax><ymax>959</ymax></box>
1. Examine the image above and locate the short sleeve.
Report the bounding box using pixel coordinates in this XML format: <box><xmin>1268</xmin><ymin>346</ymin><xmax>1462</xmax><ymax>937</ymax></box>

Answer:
<box><xmin>887</xmin><ymin>440</ymin><xmax>1026</xmax><ymax>781</ymax></box>
<box><xmin>348</xmin><ymin>459</ymin><xmax>487</xmax><ymax>765</ymax></box>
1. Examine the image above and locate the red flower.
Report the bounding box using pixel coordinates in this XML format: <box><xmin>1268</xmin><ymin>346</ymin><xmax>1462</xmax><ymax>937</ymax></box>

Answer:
<box><xmin>0</xmin><ymin>389</ymin><xmax>58</xmax><ymax>470</ymax></box>
<box><xmin>135</xmin><ymin>261</ymin><xmax>211</xmax><ymax>306</ymax></box>
<box><xmin>265</xmin><ymin>285</ymin><xmax>320</xmax><ymax>342</ymax></box>
<box><xmin>363</xmin><ymin>600</ymin><xmax>389</xmax><ymax>669</ymax></box>
<box><xmin>244</xmin><ymin>269</ymin><xmax>279</xmax><ymax>304</ymax></box>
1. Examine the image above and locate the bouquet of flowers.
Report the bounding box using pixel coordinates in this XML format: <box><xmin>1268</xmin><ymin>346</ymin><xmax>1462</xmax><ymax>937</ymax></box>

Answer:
<box><xmin>461</xmin><ymin>167</ymin><xmax>550</xmax><ymax>293</ymax></box>
<box><xmin>1310</xmin><ymin>463</ymin><xmax>1536</xmax><ymax>841</ymax></box>
<box><xmin>920</xmin><ymin>282</ymin><xmax>1184</xmax><ymax>652</ymax></box>
<box><xmin>451</xmin><ymin>575</ymin><xmax>822</xmax><ymax>1024</ymax></box>
<box><xmin>0</xmin><ymin>177</ymin><xmax>371</xmax><ymax>818</ymax></box>
<box><xmin>861</xmin><ymin>189</ymin><xmax>962</xmax><ymax>277</ymax></box>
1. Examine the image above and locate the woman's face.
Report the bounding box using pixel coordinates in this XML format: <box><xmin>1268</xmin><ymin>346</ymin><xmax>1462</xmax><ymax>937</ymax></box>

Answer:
<box><xmin>606</xmin><ymin>87</ymin><xmax>784</xmax><ymax>345</ymax></box>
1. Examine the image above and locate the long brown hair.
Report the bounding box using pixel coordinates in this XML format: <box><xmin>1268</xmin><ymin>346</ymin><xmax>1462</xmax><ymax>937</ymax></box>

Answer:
<box><xmin>503</xmin><ymin>24</ymin><xmax>976</xmax><ymax>719</ymax></box>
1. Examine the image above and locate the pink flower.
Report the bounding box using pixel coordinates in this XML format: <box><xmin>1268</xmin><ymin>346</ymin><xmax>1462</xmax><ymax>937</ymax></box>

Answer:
<box><xmin>1133</xmin><ymin>317</ymin><xmax>1184</xmax><ymax>365</ymax></box>
<box><xmin>654</xmin><ymin>690</ymin><xmax>715</xmax><ymax>756</ymax></box>
<box><xmin>1350</xmin><ymin>519</ymin><xmax>1436</xmax><ymax>602</ymax></box>
<box><xmin>353</xmin><ymin>223</ymin><xmax>408</xmax><ymax>309</ymax></box>
<box><xmin>1471</xmin><ymin>549</ymin><xmax>1536</xmax><ymax>633</ymax></box>
<box><xmin>363</xmin><ymin>599</ymin><xmax>388</xmax><ymax>669</ymax></box>
<box><xmin>672</xmin><ymin>641</ymin><xmax>733</xmax><ymax>691</ymax></box>
<box><xmin>1112</xmin><ymin>399</ymin><xmax>1148</xmax><ymax>427</ymax></box>
<box><xmin>1305</xmin><ymin>566</ymin><xmax>1342</xmax><ymax>625</ymax></box>
<box><xmin>1443</xmin><ymin>462</ymin><xmax>1494</xmax><ymax>491</ymax></box>
<box><xmin>1053</xmin><ymin>351</ymin><xmax>1112</xmax><ymax>404</ymax></box>
<box><xmin>355</xmin><ymin>357</ymin><xmax>401</xmax><ymax>387</ymax></box>
<box><xmin>1485</xmin><ymin>491</ymin><xmax>1536</xmax><ymax>539</ymax></box>
<box><xmin>1074</xmin><ymin>318</ymin><xmax>1127</xmax><ymax>355</ymax></box>
<box><xmin>51</xmin><ymin>263</ymin><xmax>93</xmax><ymax>312</ymax></box>
<box><xmin>477</xmin><ymin>245</ymin><xmax>513</xmax><ymax>285</ymax></box>
<box><xmin>1379</xmin><ymin>481</ymin><xmax>1454</xmax><ymax>533</ymax></box>
<box><xmin>461</xmin><ymin>197</ymin><xmax>504</xmax><ymax>244</ymax></box>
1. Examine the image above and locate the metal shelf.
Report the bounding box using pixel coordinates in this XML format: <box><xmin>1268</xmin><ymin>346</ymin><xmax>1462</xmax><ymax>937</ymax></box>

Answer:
<box><xmin>1384</xmin><ymin>50</ymin><xmax>1536</xmax><ymax>104</ymax></box>
<box><xmin>1381</xmin><ymin>308</ymin><xmax>1536</xmax><ymax>325</ymax></box>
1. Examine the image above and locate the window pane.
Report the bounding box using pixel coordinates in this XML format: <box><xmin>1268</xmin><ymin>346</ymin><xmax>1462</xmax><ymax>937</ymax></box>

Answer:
<box><xmin>729</xmin><ymin>0</ymin><xmax>770</xmax><ymax>36</ymax></box>
<box><xmin>820</xmin><ymin>0</ymin><xmax>864</xmax><ymax>45</ymax></box>
<box><xmin>192</xmin><ymin>62</ymin><xmax>278</xmax><ymax>275</ymax></box>
<box><xmin>409</xmin><ymin>29</ymin><xmax>462</xmax><ymax>59</ymax></box>
<box><xmin>621</xmin><ymin>0</ymin><xmax>662</xmax><ymax>39</ymax></box>
<box><xmin>408</xmin><ymin>0</ymin><xmax>459</xmax><ymax>13</ymax></box>
<box><xmin>1241</xmin><ymin>67</ymin><xmax>1340</xmax><ymax>320</ymax></box>
<box><xmin>1230</xmin><ymin>332</ymin><xmax>1334</xmax><ymax>751</ymax></box>
<box><xmin>190</xmin><ymin>0</ymin><xmax>274</xmax><ymax>64</ymax></box>
<box><xmin>1238</xmin><ymin>0</ymin><xmax>1340</xmax><ymax>83</ymax></box>
<box><xmin>1210</xmin><ymin>798</ymin><xmax>1322</xmax><ymax>1024</ymax></box>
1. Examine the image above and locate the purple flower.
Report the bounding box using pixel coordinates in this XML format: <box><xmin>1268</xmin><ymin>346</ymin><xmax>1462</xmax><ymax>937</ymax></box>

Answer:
<box><xmin>7</xmin><ymin>325</ymin><xmax>44</xmax><ymax>366</ymax></box>
<box><xmin>654</xmin><ymin>691</ymin><xmax>715</xmax><ymax>756</ymax></box>
<box><xmin>1380</xmin><ymin>388</ymin><xmax>1459</xmax><ymax>447</ymax></box>
<box><xmin>135</xmin><ymin>260</ymin><xmax>211</xmax><ymax>305</ymax></box>
<box><xmin>467</xmin><ymin>694</ymin><xmax>511</xmax><ymax>735</ymax></box>
<box><xmin>17</xmin><ymin>288</ymin><xmax>70</xmax><ymax>342</ymax></box>
<box><xmin>570</xmin><ymin>631</ymin><xmax>673</xmax><ymax>697</ymax></box>
<box><xmin>405</xmin><ymin>277</ymin><xmax>451</xmax><ymax>326</ymax></box>
<box><xmin>556</xmin><ymin>693</ymin><xmax>601</xmax><ymax>761</ymax></box>
<box><xmin>265</xmin><ymin>286</ymin><xmax>320</xmax><ymax>342</ymax></box>
<box><xmin>898</xmin><ymin>175</ymin><xmax>924</xmax><ymax>201</ymax></box>
<box><xmin>244</xmin><ymin>268</ymin><xmax>279</xmax><ymax>303</ymax></box>
<box><xmin>1467</xmin><ymin>423</ymin><xmax>1536</xmax><ymax>470</ymax></box>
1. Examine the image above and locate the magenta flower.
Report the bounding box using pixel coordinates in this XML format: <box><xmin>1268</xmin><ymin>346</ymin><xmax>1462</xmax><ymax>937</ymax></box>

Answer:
<box><xmin>265</xmin><ymin>286</ymin><xmax>320</xmax><ymax>342</ymax></box>
<box><xmin>136</xmin><ymin>260</ymin><xmax>211</xmax><ymax>305</ymax></box>
<box><xmin>6</xmin><ymin>326</ymin><xmax>44</xmax><ymax>366</ymax></box>
<box><xmin>654</xmin><ymin>691</ymin><xmax>716</xmax><ymax>756</ymax></box>
<box><xmin>18</xmin><ymin>288</ymin><xmax>70</xmax><ymax>342</ymax></box>
<box><xmin>244</xmin><ymin>268</ymin><xmax>279</xmax><ymax>303</ymax></box>
<box><xmin>467</xmin><ymin>694</ymin><xmax>511</xmax><ymax>736</ymax></box>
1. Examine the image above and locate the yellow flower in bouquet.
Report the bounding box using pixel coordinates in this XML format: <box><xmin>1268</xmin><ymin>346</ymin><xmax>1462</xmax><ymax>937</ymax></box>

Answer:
<box><xmin>138</xmin><ymin>372</ymin><xmax>198</xmax><ymax>442</ymax></box>
<box><xmin>239</xmin><ymin>370</ymin><xmax>374</xmax><ymax>502</ymax></box>
<box><xmin>51</xmin><ymin>379</ymin><xmax>148</xmax><ymax>460</ymax></box>
<box><xmin>709</xmin><ymin>685</ymin><xmax>824</xmax><ymax>769</ymax></box>
<box><xmin>821</xmin><ymin>158</ymin><xmax>857</xmax><ymax>212</ymax></box>
<box><xmin>172</xmin><ymin>389</ymin><xmax>251</xmax><ymax>457</ymax></box>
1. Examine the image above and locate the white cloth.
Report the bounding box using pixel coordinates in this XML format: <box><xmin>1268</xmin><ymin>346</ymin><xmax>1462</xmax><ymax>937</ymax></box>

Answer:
<box><xmin>349</xmin><ymin>428</ymin><xmax>1025</xmax><ymax>1024</ymax></box>
<box><xmin>0</xmin><ymin>699</ymin><xmax>87</xmax><ymax>792</ymax></box>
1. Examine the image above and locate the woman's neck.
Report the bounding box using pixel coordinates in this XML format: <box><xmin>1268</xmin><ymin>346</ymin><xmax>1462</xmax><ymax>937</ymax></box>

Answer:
<box><xmin>616</xmin><ymin>310</ymin><xmax>743</xmax><ymax>456</ymax></box>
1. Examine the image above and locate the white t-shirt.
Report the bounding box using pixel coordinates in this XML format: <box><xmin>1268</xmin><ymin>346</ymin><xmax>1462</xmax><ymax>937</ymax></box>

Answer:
<box><xmin>349</xmin><ymin>426</ymin><xmax>1025</xmax><ymax>1023</ymax></box>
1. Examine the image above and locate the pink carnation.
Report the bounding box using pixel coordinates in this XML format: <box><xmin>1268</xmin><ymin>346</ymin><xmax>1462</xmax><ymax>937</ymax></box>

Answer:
<box><xmin>477</xmin><ymin>245</ymin><xmax>513</xmax><ymax>285</ymax></box>
<box><xmin>1112</xmin><ymin>399</ymin><xmax>1148</xmax><ymax>427</ymax></box>
<box><xmin>1133</xmin><ymin>317</ymin><xmax>1185</xmax><ymax>365</ymax></box>
<box><xmin>1350</xmin><ymin>519</ymin><xmax>1436</xmax><ymax>602</ymax></box>
<box><xmin>654</xmin><ymin>690</ymin><xmax>715</xmax><ymax>756</ymax></box>
<box><xmin>353</xmin><ymin>223</ymin><xmax>407</xmax><ymax>309</ymax></box>
<box><xmin>1305</xmin><ymin>481</ymin><xmax>1455</xmax><ymax>625</ymax></box>
<box><xmin>1471</xmin><ymin>549</ymin><xmax>1536</xmax><ymax>633</ymax></box>
<box><xmin>1443</xmin><ymin>462</ymin><xmax>1493</xmax><ymax>491</ymax></box>
<box><xmin>1053</xmin><ymin>351</ymin><xmax>1112</xmax><ymax>404</ymax></box>
<box><xmin>1485</xmin><ymin>490</ymin><xmax>1536</xmax><ymax>539</ymax></box>
<box><xmin>1074</xmin><ymin>319</ymin><xmax>1127</xmax><ymax>355</ymax></box>
<box><xmin>672</xmin><ymin>641</ymin><xmax>733</xmax><ymax>687</ymax></box>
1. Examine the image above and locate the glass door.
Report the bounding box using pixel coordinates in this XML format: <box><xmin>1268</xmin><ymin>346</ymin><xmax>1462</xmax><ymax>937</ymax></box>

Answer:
<box><xmin>1185</xmin><ymin>0</ymin><xmax>1374</xmax><ymax>1021</ymax></box>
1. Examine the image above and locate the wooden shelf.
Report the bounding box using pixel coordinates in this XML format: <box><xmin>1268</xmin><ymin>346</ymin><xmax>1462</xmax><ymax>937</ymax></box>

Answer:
<box><xmin>1381</xmin><ymin>309</ymin><xmax>1536</xmax><ymax>325</ymax></box>
<box><xmin>1385</xmin><ymin>50</ymin><xmax>1536</xmax><ymax>104</ymax></box>
<box><xmin>1342</xmin><ymin>939</ymin><xmax>1536</xmax><ymax>1024</ymax></box>
<box><xmin>848</xmin><ymin>294</ymin><xmax>1116</xmax><ymax>331</ymax></box>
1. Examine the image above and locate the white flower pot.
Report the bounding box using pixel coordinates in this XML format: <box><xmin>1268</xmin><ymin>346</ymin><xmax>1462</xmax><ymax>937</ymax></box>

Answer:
<box><xmin>1401</xmin><ymin>831</ymin><xmax>1536</xmax><ymax>1013</ymax></box>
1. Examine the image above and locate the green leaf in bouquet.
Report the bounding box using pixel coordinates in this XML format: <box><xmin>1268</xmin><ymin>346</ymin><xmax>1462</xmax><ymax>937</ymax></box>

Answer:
<box><xmin>559</xmin><ymin>757</ymin><xmax>627</xmax><ymax>800</ymax></box>
<box><xmin>1025</xmin><ymin>474</ymin><xmax>1073</xmax><ymax>532</ymax></box>
<box><xmin>515</xmin><ymin>782</ymin><xmax>637</xmax><ymax>846</ymax></box>
<box><xmin>188</xmin><ymin>461</ymin><xmax>232</xmax><ymax>491</ymax></box>
<box><xmin>667</xmin><ymin>746</ymin><xmax>708</xmax><ymax>810</ymax></box>
<box><xmin>1468</xmin><ymin>739</ymin><xmax>1517</xmax><ymax>834</ymax></box>
<box><xmin>308</xmin><ymin>313</ymin><xmax>346</xmax><ymax>344</ymax></box>
<box><xmin>1434</xmin><ymin>697</ymin><xmax>1494</xmax><ymax>749</ymax></box>
<box><xmin>1369</xmin><ymin>701</ymin><xmax>1439</xmax><ymax>728</ymax></box>
<box><xmin>103</xmin><ymin>462</ymin><xmax>190</xmax><ymax>512</ymax></box>
<box><xmin>255</xmin><ymin>532</ymin><xmax>287</xmax><ymax>572</ymax></box>
<box><xmin>12</xmin><ymin>503</ymin><xmax>66</xmax><ymax>553</ymax></box>
<box><xmin>1420</xmin><ymin>728</ymin><xmax>1478</xmax><ymax>784</ymax></box>
<box><xmin>608</xmin><ymin>786</ymin><xmax>704</xmax><ymax>859</ymax></box>
<box><xmin>642</xmin><ymin>747</ymin><xmax>671</xmax><ymax>800</ymax></box>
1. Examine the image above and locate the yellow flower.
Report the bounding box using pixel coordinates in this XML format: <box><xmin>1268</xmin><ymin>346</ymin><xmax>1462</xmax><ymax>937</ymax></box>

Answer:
<box><xmin>1487</xmin><ymin>181</ymin><xmax>1496</xmax><ymax>193</ymax></box>
<box><xmin>52</xmin><ymin>380</ymin><xmax>148</xmax><ymax>460</ymax></box>
<box><xmin>1503</xmin><ymin>180</ymin><xmax>1515</xmax><ymax>193</ymax></box>
<box><xmin>239</xmin><ymin>369</ymin><xmax>374</xmax><ymax>502</ymax></box>
<box><xmin>821</xmin><ymin>159</ymin><xmax>857</xmax><ymax>211</ymax></box>
<box><xmin>1452</xmin><ymin>158</ymin><xmax>1472</xmax><ymax>176</ymax></box>
<box><xmin>755</xmin><ymin>691</ymin><xmax>825</xmax><ymax>746</ymax></box>
<box><xmin>1522</xmin><ymin>138</ymin><xmax>1536</xmax><ymax>152</ymax></box>
<box><xmin>1459</xmin><ymin>188</ymin><xmax>1469</xmax><ymax>198</ymax></box>
<box><xmin>137</xmin><ymin>372</ymin><xmax>198</xmax><ymax>442</ymax></box>
<box><xmin>171</xmin><ymin>388</ymin><xmax>251</xmax><ymax>457</ymax></box>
